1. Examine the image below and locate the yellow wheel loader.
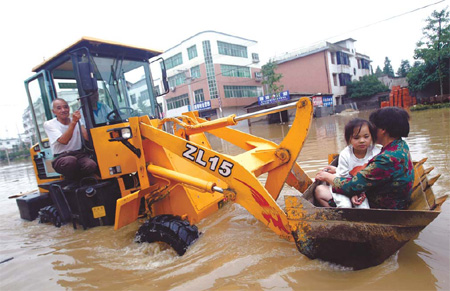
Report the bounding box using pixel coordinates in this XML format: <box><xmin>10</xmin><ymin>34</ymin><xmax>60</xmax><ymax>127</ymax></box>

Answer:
<box><xmin>18</xmin><ymin>37</ymin><xmax>445</xmax><ymax>270</ymax></box>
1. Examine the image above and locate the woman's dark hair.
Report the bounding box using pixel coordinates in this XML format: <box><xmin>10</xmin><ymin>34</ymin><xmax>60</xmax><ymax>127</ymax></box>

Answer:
<box><xmin>344</xmin><ymin>118</ymin><xmax>377</xmax><ymax>145</ymax></box>
<box><xmin>369</xmin><ymin>107</ymin><xmax>410</xmax><ymax>138</ymax></box>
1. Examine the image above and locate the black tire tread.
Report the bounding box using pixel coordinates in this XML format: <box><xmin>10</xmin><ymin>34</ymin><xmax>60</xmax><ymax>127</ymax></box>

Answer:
<box><xmin>135</xmin><ymin>215</ymin><xmax>199</xmax><ymax>255</ymax></box>
<box><xmin>38</xmin><ymin>205</ymin><xmax>62</xmax><ymax>227</ymax></box>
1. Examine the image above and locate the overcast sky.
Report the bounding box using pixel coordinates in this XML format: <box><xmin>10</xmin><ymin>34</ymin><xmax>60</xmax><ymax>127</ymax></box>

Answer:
<box><xmin>0</xmin><ymin>0</ymin><xmax>447</xmax><ymax>138</ymax></box>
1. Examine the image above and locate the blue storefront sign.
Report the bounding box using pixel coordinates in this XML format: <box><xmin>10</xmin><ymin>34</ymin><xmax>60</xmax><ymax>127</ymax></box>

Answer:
<box><xmin>258</xmin><ymin>90</ymin><xmax>290</xmax><ymax>106</ymax></box>
<box><xmin>322</xmin><ymin>96</ymin><xmax>333</xmax><ymax>107</ymax></box>
<box><xmin>193</xmin><ymin>100</ymin><xmax>211</xmax><ymax>111</ymax></box>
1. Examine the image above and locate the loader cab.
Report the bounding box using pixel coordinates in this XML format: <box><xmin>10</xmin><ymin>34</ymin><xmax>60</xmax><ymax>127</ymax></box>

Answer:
<box><xmin>24</xmin><ymin>37</ymin><xmax>168</xmax><ymax>182</ymax></box>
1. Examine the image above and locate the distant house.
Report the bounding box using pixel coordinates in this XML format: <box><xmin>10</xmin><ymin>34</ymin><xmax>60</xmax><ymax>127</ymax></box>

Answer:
<box><xmin>0</xmin><ymin>137</ymin><xmax>21</xmax><ymax>150</ymax></box>
<box><xmin>272</xmin><ymin>38</ymin><xmax>372</xmax><ymax>108</ymax></box>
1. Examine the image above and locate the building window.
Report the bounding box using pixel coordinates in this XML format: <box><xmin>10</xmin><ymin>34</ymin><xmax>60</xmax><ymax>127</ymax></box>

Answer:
<box><xmin>190</xmin><ymin>65</ymin><xmax>201</xmax><ymax>79</ymax></box>
<box><xmin>202</xmin><ymin>40</ymin><xmax>219</xmax><ymax>99</ymax></box>
<box><xmin>167</xmin><ymin>93</ymin><xmax>189</xmax><ymax>110</ymax></box>
<box><xmin>130</xmin><ymin>94</ymin><xmax>136</xmax><ymax>105</ymax></box>
<box><xmin>336</xmin><ymin>51</ymin><xmax>349</xmax><ymax>66</ymax></box>
<box><xmin>168</xmin><ymin>72</ymin><xmax>186</xmax><ymax>88</ymax></box>
<box><xmin>330</xmin><ymin>52</ymin><xmax>335</xmax><ymax>64</ymax></box>
<box><xmin>221</xmin><ymin>65</ymin><xmax>251</xmax><ymax>78</ymax></box>
<box><xmin>217</xmin><ymin>41</ymin><xmax>248</xmax><ymax>58</ymax></box>
<box><xmin>338</xmin><ymin>73</ymin><xmax>352</xmax><ymax>86</ymax></box>
<box><xmin>252</xmin><ymin>53</ymin><xmax>259</xmax><ymax>63</ymax></box>
<box><xmin>360</xmin><ymin>59</ymin><xmax>370</xmax><ymax>69</ymax></box>
<box><xmin>223</xmin><ymin>86</ymin><xmax>263</xmax><ymax>98</ymax></box>
<box><xmin>187</xmin><ymin>45</ymin><xmax>198</xmax><ymax>60</ymax></box>
<box><xmin>333</xmin><ymin>74</ymin><xmax>338</xmax><ymax>86</ymax></box>
<box><xmin>194</xmin><ymin>89</ymin><xmax>205</xmax><ymax>103</ymax></box>
<box><xmin>165</xmin><ymin>53</ymin><xmax>183</xmax><ymax>70</ymax></box>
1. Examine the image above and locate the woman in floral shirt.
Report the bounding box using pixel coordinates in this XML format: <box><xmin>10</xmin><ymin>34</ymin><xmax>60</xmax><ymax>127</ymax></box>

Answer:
<box><xmin>315</xmin><ymin>107</ymin><xmax>414</xmax><ymax>209</ymax></box>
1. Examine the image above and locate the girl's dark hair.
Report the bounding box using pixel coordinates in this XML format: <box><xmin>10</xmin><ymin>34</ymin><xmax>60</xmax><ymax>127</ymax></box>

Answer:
<box><xmin>344</xmin><ymin>118</ymin><xmax>377</xmax><ymax>145</ymax></box>
<box><xmin>369</xmin><ymin>107</ymin><xmax>410</xmax><ymax>138</ymax></box>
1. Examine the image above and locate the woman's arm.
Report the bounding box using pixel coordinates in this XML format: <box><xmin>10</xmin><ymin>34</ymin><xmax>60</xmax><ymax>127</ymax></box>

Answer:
<box><xmin>332</xmin><ymin>154</ymin><xmax>391</xmax><ymax>198</ymax></box>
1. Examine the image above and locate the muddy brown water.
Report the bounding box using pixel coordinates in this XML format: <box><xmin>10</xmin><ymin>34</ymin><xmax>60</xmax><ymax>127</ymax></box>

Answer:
<box><xmin>0</xmin><ymin>108</ymin><xmax>449</xmax><ymax>290</ymax></box>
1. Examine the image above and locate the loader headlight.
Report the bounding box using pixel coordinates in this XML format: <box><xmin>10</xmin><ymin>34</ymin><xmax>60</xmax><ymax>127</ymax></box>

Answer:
<box><xmin>107</xmin><ymin>126</ymin><xmax>133</xmax><ymax>141</ymax></box>
<box><xmin>120</xmin><ymin>128</ymin><xmax>132</xmax><ymax>139</ymax></box>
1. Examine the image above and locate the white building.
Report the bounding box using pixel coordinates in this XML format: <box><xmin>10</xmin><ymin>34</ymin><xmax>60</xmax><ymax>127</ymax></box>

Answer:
<box><xmin>0</xmin><ymin>137</ymin><xmax>21</xmax><ymax>150</ymax></box>
<box><xmin>151</xmin><ymin>30</ymin><xmax>263</xmax><ymax>118</ymax></box>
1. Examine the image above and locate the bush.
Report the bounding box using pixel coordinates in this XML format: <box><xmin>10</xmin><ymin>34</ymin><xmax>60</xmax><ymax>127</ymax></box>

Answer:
<box><xmin>410</xmin><ymin>103</ymin><xmax>450</xmax><ymax>111</ymax></box>
<box><xmin>346</xmin><ymin>75</ymin><xmax>389</xmax><ymax>99</ymax></box>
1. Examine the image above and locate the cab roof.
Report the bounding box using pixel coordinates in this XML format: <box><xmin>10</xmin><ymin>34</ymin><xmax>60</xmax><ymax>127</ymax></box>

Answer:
<box><xmin>33</xmin><ymin>36</ymin><xmax>163</xmax><ymax>72</ymax></box>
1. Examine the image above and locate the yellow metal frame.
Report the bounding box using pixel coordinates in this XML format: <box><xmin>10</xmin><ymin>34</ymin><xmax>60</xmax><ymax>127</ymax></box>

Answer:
<box><xmin>114</xmin><ymin>97</ymin><xmax>313</xmax><ymax>241</ymax></box>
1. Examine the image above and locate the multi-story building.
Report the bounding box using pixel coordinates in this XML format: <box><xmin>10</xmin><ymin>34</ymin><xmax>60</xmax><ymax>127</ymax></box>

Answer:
<box><xmin>272</xmin><ymin>38</ymin><xmax>372</xmax><ymax>106</ymax></box>
<box><xmin>0</xmin><ymin>137</ymin><xmax>21</xmax><ymax>150</ymax></box>
<box><xmin>151</xmin><ymin>31</ymin><xmax>263</xmax><ymax>118</ymax></box>
<box><xmin>22</xmin><ymin>107</ymin><xmax>35</xmax><ymax>145</ymax></box>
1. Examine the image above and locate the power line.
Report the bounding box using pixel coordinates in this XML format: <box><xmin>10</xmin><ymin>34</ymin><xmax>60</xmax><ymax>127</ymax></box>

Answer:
<box><xmin>167</xmin><ymin>1</ymin><xmax>445</xmax><ymax>96</ymax></box>
<box><xmin>276</xmin><ymin>0</ymin><xmax>446</xmax><ymax>59</ymax></box>
<box><xmin>328</xmin><ymin>0</ymin><xmax>445</xmax><ymax>39</ymax></box>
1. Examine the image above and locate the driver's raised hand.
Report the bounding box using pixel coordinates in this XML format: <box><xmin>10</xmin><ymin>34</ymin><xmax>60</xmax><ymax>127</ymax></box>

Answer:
<box><xmin>72</xmin><ymin>110</ymin><xmax>82</xmax><ymax>124</ymax></box>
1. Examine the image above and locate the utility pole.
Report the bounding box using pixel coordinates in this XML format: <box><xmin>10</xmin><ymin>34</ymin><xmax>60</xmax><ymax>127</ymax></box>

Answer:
<box><xmin>186</xmin><ymin>76</ymin><xmax>193</xmax><ymax>111</ymax></box>
<box><xmin>178</xmin><ymin>69</ymin><xmax>194</xmax><ymax>111</ymax></box>
<box><xmin>5</xmin><ymin>148</ymin><xmax>10</xmax><ymax>166</ymax></box>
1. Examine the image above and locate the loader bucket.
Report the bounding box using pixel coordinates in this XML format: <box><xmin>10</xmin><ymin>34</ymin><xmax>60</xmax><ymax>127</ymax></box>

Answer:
<box><xmin>285</xmin><ymin>156</ymin><xmax>446</xmax><ymax>270</ymax></box>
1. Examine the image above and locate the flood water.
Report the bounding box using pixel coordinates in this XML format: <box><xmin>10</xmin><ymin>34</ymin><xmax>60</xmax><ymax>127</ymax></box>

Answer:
<box><xmin>0</xmin><ymin>108</ymin><xmax>449</xmax><ymax>290</ymax></box>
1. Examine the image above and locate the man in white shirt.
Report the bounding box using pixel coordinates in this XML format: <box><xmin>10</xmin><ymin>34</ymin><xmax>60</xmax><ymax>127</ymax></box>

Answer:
<box><xmin>43</xmin><ymin>98</ymin><xmax>97</xmax><ymax>180</ymax></box>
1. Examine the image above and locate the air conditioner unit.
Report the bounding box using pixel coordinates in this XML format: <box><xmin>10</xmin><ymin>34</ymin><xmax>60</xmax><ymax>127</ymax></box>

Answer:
<box><xmin>170</xmin><ymin>87</ymin><xmax>176</xmax><ymax>92</ymax></box>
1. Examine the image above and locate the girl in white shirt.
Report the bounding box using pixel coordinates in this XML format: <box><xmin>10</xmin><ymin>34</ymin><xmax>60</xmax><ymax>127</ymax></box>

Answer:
<box><xmin>315</xmin><ymin>118</ymin><xmax>381</xmax><ymax>208</ymax></box>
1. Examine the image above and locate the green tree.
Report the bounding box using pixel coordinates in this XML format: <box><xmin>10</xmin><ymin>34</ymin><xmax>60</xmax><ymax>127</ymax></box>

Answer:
<box><xmin>396</xmin><ymin>59</ymin><xmax>411</xmax><ymax>77</ymax></box>
<box><xmin>407</xmin><ymin>60</ymin><xmax>442</xmax><ymax>92</ymax></box>
<box><xmin>261</xmin><ymin>60</ymin><xmax>284</xmax><ymax>94</ymax></box>
<box><xmin>382</xmin><ymin>57</ymin><xmax>395</xmax><ymax>77</ymax></box>
<box><xmin>414</xmin><ymin>8</ymin><xmax>450</xmax><ymax>95</ymax></box>
<box><xmin>346</xmin><ymin>75</ymin><xmax>389</xmax><ymax>99</ymax></box>
<box><xmin>375</xmin><ymin>66</ymin><xmax>383</xmax><ymax>77</ymax></box>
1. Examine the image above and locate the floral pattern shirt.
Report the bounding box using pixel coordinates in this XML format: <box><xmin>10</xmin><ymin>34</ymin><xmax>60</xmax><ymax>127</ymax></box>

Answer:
<box><xmin>332</xmin><ymin>139</ymin><xmax>414</xmax><ymax>209</ymax></box>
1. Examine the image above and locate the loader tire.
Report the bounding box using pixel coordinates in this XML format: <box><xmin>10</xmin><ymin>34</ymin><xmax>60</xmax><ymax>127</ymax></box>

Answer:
<box><xmin>135</xmin><ymin>215</ymin><xmax>199</xmax><ymax>256</ymax></box>
<box><xmin>38</xmin><ymin>205</ymin><xmax>62</xmax><ymax>227</ymax></box>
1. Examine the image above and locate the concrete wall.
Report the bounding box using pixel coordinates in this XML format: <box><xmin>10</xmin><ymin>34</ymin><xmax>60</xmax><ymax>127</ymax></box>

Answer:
<box><xmin>378</xmin><ymin>75</ymin><xmax>408</xmax><ymax>89</ymax></box>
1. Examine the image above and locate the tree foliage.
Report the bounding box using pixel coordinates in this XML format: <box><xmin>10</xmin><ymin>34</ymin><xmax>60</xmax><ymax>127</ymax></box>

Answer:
<box><xmin>412</xmin><ymin>8</ymin><xmax>450</xmax><ymax>95</ymax></box>
<box><xmin>261</xmin><ymin>60</ymin><xmax>284</xmax><ymax>94</ymax></box>
<box><xmin>396</xmin><ymin>59</ymin><xmax>411</xmax><ymax>77</ymax></box>
<box><xmin>407</xmin><ymin>60</ymin><xmax>442</xmax><ymax>92</ymax></box>
<box><xmin>382</xmin><ymin>57</ymin><xmax>395</xmax><ymax>77</ymax></box>
<box><xmin>346</xmin><ymin>75</ymin><xmax>389</xmax><ymax>99</ymax></box>
<box><xmin>375</xmin><ymin>66</ymin><xmax>383</xmax><ymax>77</ymax></box>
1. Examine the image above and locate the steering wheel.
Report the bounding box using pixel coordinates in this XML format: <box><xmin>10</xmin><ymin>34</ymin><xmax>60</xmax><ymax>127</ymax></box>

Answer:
<box><xmin>107</xmin><ymin>107</ymin><xmax>135</xmax><ymax>121</ymax></box>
